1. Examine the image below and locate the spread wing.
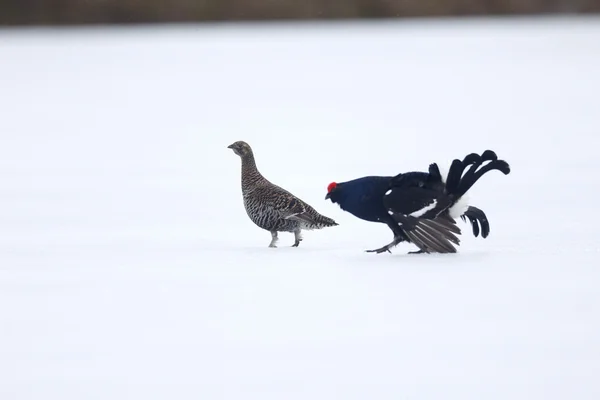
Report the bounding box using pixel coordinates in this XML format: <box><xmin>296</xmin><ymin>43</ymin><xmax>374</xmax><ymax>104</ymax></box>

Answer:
<box><xmin>391</xmin><ymin>212</ymin><xmax>462</xmax><ymax>253</ymax></box>
<box><xmin>383</xmin><ymin>178</ymin><xmax>461</xmax><ymax>253</ymax></box>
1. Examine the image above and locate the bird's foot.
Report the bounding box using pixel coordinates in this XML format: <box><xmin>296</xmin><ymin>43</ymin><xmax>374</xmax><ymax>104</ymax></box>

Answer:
<box><xmin>365</xmin><ymin>238</ymin><xmax>401</xmax><ymax>254</ymax></box>
<box><xmin>269</xmin><ymin>231</ymin><xmax>278</xmax><ymax>248</ymax></box>
<box><xmin>365</xmin><ymin>246</ymin><xmax>392</xmax><ymax>254</ymax></box>
<box><xmin>408</xmin><ymin>249</ymin><xmax>425</xmax><ymax>255</ymax></box>
<box><xmin>292</xmin><ymin>230</ymin><xmax>302</xmax><ymax>247</ymax></box>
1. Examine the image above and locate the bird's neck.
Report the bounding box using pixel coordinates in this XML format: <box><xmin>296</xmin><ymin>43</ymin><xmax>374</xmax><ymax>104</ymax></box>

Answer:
<box><xmin>240</xmin><ymin>153</ymin><xmax>264</xmax><ymax>193</ymax></box>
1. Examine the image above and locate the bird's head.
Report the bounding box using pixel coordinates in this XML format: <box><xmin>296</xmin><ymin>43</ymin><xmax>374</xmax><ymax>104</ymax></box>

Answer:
<box><xmin>325</xmin><ymin>181</ymin><xmax>342</xmax><ymax>204</ymax></box>
<box><xmin>227</xmin><ymin>141</ymin><xmax>252</xmax><ymax>157</ymax></box>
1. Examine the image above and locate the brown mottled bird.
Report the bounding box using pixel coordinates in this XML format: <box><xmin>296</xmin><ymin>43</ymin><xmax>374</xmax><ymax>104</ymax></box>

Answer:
<box><xmin>228</xmin><ymin>141</ymin><xmax>338</xmax><ymax>248</ymax></box>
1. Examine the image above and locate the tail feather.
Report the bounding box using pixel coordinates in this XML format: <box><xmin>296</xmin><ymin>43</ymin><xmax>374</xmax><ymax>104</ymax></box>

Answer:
<box><xmin>291</xmin><ymin>211</ymin><xmax>338</xmax><ymax>228</ymax></box>
<box><xmin>481</xmin><ymin>150</ymin><xmax>498</xmax><ymax>162</ymax></box>
<box><xmin>312</xmin><ymin>212</ymin><xmax>339</xmax><ymax>227</ymax></box>
<box><xmin>444</xmin><ymin>159</ymin><xmax>465</xmax><ymax>194</ymax></box>
<box><xmin>461</xmin><ymin>205</ymin><xmax>490</xmax><ymax>238</ymax></box>
<box><xmin>428</xmin><ymin>163</ymin><xmax>443</xmax><ymax>182</ymax></box>
<box><xmin>445</xmin><ymin>150</ymin><xmax>509</xmax><ymax>231</ymax></box>
<box><xmin>444</xmin><ymin>153</ymin><xmax>483</xmax><ymax>193</ymax></box>
<box><xmin>462</xmin><ymin>152</ymin><xmax>482</xmax><ymax>166</ymax></box>
<box><xmin>456</xmin><ymin>159</ymin><xmax>510</xmax><ymax>197</ymax></box>
<box><xmin>443</xmin><ymin>150</ymin><xmax>510</xmax><ymax>199</ymax></box>
<box><xmin>456</xmin><ymin>156</ymin><xmax>485</xmax><ymax>196</ymax></box>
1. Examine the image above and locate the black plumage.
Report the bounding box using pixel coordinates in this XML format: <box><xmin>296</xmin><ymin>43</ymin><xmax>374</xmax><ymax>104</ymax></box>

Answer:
<box><xmin>228</xmin><ymin>140</ymin><xmax>338</xmax><ymax>248</ymax></box>
<box><xmin>325</xmin><ymin>150</ymin><xmax>510</xmax><ymax>254</ymax></box>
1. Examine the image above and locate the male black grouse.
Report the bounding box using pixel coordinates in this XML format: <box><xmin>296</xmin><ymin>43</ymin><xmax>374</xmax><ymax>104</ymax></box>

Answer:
<box><xmin>228</xmin><ymin>140</ymin><xmax>338</xmax><ymax>248</ymax></box>
<box><xmin>325</xmin><ymin>150</ymin><xmax>510</xmax><ymax>254</ymax></box>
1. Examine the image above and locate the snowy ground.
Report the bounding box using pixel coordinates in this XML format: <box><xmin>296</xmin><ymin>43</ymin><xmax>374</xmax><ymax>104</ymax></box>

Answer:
<box><xmin>1</xmin><ymin>15</ymin><xmax>600</xmax><ymax>399</ymax></box>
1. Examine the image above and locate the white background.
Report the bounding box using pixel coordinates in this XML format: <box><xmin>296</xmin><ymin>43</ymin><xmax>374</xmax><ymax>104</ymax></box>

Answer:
<box><xmin>1</xmin><ymin>16</ymin><xmax>599</xmax><ymax>399</ymax></box>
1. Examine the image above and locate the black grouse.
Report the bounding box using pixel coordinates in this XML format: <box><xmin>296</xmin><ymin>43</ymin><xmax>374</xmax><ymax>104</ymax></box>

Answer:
<box><xmin>228</xmin><ymin>141</ymin><xmax>338</xmax><ymax>248</ymax></box>
<box><xmin>325</xmin><ymin>150</ymin><xmax>510</xmax><ymax>254</ymax></box>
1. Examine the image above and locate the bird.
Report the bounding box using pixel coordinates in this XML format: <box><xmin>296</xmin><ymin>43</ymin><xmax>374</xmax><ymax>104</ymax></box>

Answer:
<box><xmin>325</xmin><ymin>150</ymin><xmax>510</xmax><ymax>254</ymax></box>
<box><xmin>228</xmin><ymin>140</ymin><xmax>338</xmax><ymax>248</ymax></box>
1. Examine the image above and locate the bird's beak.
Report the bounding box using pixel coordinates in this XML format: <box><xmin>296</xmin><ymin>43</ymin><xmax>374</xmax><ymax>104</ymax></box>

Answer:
<box><xmin>325</xmin><ymin>192</ymin><xmax>331</xmax><ymax>200</ymax></box>
<box><xmin>227</xmin><ymin>144</ymin><xmax>234</xmax><ymax>149</ymax></box>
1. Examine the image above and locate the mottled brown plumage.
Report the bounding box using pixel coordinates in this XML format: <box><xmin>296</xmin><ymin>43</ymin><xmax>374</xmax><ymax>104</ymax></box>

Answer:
<box><xmin>228</xmin><ymin>141</ymin><xmax>338</xmax><ymax>248</ymax></box>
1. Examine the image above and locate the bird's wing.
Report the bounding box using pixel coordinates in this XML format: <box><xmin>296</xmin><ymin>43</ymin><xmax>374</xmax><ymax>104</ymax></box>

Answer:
<box><xmin>249</xmin><ymin>185</ymin><xmax>309</xmax><ymax>219</ymax></box>
<box><xmin>383</xmin><ymin>185</ymin><xmax>461</xmax><ymax>253</ymax></box>
<box><xmin>383</xmin><ymin>185</ymin><xmax>451</xmax><ymax>219</ymax></box>
<box><xmin>392</xmin><ymin>212</ymin><xmax>461</xmax><ymax>253</ymax></box>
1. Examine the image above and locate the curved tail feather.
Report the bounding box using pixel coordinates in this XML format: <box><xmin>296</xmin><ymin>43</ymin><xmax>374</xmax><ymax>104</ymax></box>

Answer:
<box><xmin>457</xmin><ymin>159</ymin><xmax>510</xmax><ymax>197</ymax></box>
<box><xmin>443</xmin><ymin>150</ymin><xmax>511</xmax><ymax>199</ymax></box>
<box><xmin>445</xmin><ymin>150</ymin><xmax>508</xmax><ymax>240</ymax></box>
<box><xmin>461</xmin><ymin>206</ymin><xmax>490</xmax><ymax>238</ymax></box>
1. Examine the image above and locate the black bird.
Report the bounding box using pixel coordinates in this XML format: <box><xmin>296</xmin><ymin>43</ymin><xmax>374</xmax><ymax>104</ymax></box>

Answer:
<box><xmin>325</xmin><ymin>150</ymin><xmax>510</xmax><ymax>254</ymax></box>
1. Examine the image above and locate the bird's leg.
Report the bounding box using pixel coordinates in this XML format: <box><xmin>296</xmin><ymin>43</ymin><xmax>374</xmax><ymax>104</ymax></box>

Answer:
<box><xmin>366</xmin><ymin>222</ymin><xmax>406</xmax><ymax>254</ymax></box>
<box><xmin>292</xmin><ymin>229</ymin><xmax>303</xmax><ymax>247</ymax></box>
<box><xmin>365</xmin><ymin>236</ymin><xmax>402</xmax><ymax>254</ymax></box>
<box><xmin>269</xmin><ymin>231</ymin><xmax>278</xmax><ymax>248</ymax></box>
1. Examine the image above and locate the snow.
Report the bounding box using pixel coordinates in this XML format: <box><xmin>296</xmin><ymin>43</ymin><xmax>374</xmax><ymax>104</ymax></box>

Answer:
<box><xmin>1</xmin><ymin>16</ymin><xmax>600</xmax><ymax>399</ymax></box>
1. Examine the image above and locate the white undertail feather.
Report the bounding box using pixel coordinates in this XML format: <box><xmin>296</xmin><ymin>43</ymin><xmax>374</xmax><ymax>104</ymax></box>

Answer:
<box><xmin>449</xmin><ymin>193</ymin><xmax>470</xmax><ymax>218</ymax></box>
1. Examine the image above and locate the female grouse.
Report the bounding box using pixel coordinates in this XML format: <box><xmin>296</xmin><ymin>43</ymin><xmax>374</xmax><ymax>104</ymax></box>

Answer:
<box><xmin>228</xmin><ymin>141</ymin><xmax>338</xmax><ymax>248</ymax></box>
